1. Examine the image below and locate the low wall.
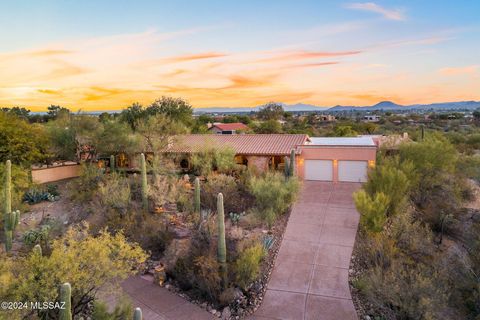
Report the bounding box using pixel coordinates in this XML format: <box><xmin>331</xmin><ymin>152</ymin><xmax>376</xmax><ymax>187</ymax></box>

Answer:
<box><xmin>31</xmin><ymin>164</ymin><xmax>81</xmax><ymax>184</ymax></box>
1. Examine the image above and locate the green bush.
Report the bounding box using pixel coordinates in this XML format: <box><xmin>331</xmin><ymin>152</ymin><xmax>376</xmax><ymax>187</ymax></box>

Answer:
<box><xmin>191</xmin><ymin>146</ymin><xmax>236</xmax><ymax>176</ymax></box>
<box><xmin>234</xmin><ymin>243</ymin><xmax>265</xmax><ymax>290</ymax></box>
<box><xmin>92</xmin><ymin>297</ymin><xmax>133</xmax><ymax>320</ymax></box>
<box><xmin>354</xmin><ymin>190</ymin><xmax>389</xmax><ymax>233</ymax></box>
<box><xmin>193</xmin><ymin>255</ymin><xmax>222</xmax><ymax>301</ymax></box>
<box><xmin>98</xmin><ymin>173</ymin><xmax>131</xmax><ymax>211</ymax></box>
<box><xmin>202</xmin><ymin>173</ymin><xmax>245</xmax><ymax>213</ymax></box>
<box><xmin>70</xmin><ymin>164</ymin><xmax>104</xmax><ymax>202</ymax></box>
<box><xmin>364</xmin><ymin>157</ymin><xmax>411</xmax><ymax>216</ymax></box>
<box><xmin>248</xmin><ymin>172</ymin><xmax>300</xmax><ymax>226</ymax></box>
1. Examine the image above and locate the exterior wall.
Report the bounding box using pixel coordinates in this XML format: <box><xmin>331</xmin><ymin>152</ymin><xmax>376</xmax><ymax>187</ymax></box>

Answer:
<box><xmin>297</xmin><ymin>146</ymin><xmax>376</xmax><ymax>182</ymax></box>
<box><xmin>31</xmin><ymin>164</ymin><xmax>81</xmax><ymax>184</ymax></box>
<box><xmin>209</xmin><ymin>127</ymin><xmax>222</xmax><ymax>134</ymax></box>
<box><xmin>246</xmin><ymin>155</ymin><xmax>270</xmax><ymax>173</ymax></box>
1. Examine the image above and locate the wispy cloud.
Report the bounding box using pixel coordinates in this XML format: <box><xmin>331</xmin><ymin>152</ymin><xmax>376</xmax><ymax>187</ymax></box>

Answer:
<box><xmin>159</xmin><ymin>52</ymin><xmax>228</xmax><ymax>63</ymax></box>
<box><xmin>439</xmin><ymin>65</ymin><xmax>479</xmax><ymax>75</ymax></box>
<box><xmin>345</xmin><ymin>2</ymin><xmax>405</xmax><ymax>21</ymax></box>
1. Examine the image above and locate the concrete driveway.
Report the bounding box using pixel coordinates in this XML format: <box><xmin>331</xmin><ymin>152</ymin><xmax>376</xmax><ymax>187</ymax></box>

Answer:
<box><xmin>251</xmin><ymin>181</ymin><xmax>361</xmax><ymax>320</ymax></box>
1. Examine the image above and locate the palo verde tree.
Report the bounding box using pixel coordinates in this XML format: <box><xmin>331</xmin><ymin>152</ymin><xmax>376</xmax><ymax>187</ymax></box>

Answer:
<box><xmin>1</xmin><ymin>225</ymin><xmax>147</xmax><ymax>319</ymax></box>
<box><xmin>0</xmin><ymin>112</ymin><xmax>50</xmax><ymax>164</ymax></box>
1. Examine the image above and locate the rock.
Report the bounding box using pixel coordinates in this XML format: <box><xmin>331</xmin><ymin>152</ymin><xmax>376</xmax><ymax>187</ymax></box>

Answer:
<box><xmin>210</xmin><ymin>308</ymin><xmax>217</xmax><ymax>315</ymax></box>
<box><xmin>221</xmin><ymin>307</ymin><xmax>231</xmax><ymax>320</ymax></box>
<box><xmin>364</xmin><ymin>316</ymin><xmax>371</xmax><ymax>320</ymax></box>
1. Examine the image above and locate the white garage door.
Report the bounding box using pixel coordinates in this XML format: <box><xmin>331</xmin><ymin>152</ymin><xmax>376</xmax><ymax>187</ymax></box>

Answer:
<box><xmin>304</xmin><ymin>160</ymin><xmax>333</xmax><ymax>181</ymax></box>
<box><xmin>338</xmin><ymin>161</ymin><xmax>368</xmax><ymax>182</ymax></box>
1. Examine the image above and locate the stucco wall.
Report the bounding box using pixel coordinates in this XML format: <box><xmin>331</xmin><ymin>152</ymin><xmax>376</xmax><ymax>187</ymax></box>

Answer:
<box><xmin>246</xmin><ymin>155</ymin><xmax>269</xmax><ymax>173</ymax></box>
<box><xmin>31</xmin><ymin>164</ymin><xmax>81</xmax><ymax>184</ymax></box>
<box><xmin>297</xmin><ymin>146</ymin><xmax>376</xmax><ymax>182</ymax></box>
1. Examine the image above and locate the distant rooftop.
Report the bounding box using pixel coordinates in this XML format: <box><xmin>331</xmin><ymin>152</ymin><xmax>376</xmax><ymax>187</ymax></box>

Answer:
<box><xmin>307</xmin><ymin>137</ymin><xmax>376</xmax><ymax>147</ymax></box>
<box><xmin>209</xmin><ymin>122</ymin><xmax>249</xmax><ymax>131</ymax></box>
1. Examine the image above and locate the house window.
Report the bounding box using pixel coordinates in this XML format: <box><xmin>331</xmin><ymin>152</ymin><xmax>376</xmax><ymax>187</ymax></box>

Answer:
<box><xmin>234</xmin><ymin>155</ymin><xmax>248</xmax><ymax>166</ymax></box>
<box><xmin>117</xmin><ymin>153</ymin><xmax>129</xmax><ymax>168</ymax></box>
<box><xmin>269</xmin><ymin>156</ymin><xmax>285</xmax><ymax>170</ymax></box>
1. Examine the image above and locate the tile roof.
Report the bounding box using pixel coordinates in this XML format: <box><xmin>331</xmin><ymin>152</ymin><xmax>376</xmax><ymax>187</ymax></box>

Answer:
<box><xmin>167</xmin><ymin>134</ymin><xmax>308</xmax><ymax>155</ymax></box>
<box><xmin>209</xmin><ymin>122</ymin><xmax>249</xmax><ymax>131</ymax></box>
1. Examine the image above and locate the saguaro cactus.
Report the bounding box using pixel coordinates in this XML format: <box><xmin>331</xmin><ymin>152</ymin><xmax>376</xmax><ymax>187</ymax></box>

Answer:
<box><xmin>59</xmin><ymin>282</ymin><xmax>72</xmax><ymax>320</ymax></box>
<box><xmin>133</xmin><ymin>307</ymin><xmax>143</xmax><ymax>320</ymax></box>
<box><xmin>289</xmin><ymin>149</ymin><xmax>296</xmax><ymax>177</ymax></box>
<box><xmin>140</xmin><ymin>153</ymin><xmax>148</xmax><ymax>211</ymax></box>
<box><xmin>284</xmin><ymin>156</ymin><xmax>290</xmax><ymax>178</ymax></box>
<box><xmin>194</xmin><ymin>177</ymin><xmax>201</xmax><ymax>213</ymax></box>
<box><xmin>110</xmin><ymin>155</ymin><xmax>115</xmax><ymax>173</ymax></box>
<box><xmin>217</xmin><ymin>193</ymin><xmax>227</xmax><ymax>285</ymax></box>
<box><xmin>4</xmin><ymin>160</ymin><xmax>19</xmax><ymax>252</ymax></box>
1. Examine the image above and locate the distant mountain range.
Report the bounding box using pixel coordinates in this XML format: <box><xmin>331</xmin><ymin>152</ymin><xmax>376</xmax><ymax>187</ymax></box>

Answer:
<box><xmin>194</xmin><ymin>100</ymin><xmax>480</xmax><ymax>113</ymax></box>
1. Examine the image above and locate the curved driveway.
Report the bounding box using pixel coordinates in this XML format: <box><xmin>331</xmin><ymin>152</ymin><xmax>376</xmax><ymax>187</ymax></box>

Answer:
<box><xmin>251</xmin><ymin>182</ymin><xmax>360</xmax><ymax>320</ymax></box>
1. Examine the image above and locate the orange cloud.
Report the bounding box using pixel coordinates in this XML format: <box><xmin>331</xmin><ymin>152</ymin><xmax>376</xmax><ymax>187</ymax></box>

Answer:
<box><xmin>163</xmin><ymin>52</ymin><xmax>228</xmax><ymax>63</ymax></box>
<box><xmin>439</xmin><ymin>65</ymin><xmax>478</xmax><ymax>75</ymax></box>
<box><xmin>255</xmin><ymin>50</ymin><xmax>361</xmax><ymax>63</ymax></box>
<box><xmin>37</xmin><ymin>89</ymin><xmax>62</xmax><ymax>95</ymax></box>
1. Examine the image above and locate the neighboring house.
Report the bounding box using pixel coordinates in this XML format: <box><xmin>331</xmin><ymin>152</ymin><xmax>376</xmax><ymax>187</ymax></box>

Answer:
<box><xmin>207</xmin><ymin>122</ymin><xmax>249</xmax><ymax>134</ymax></box>
<box><xmin>318</xmin><ymin>114</ymin><xmax>336</xmax><ymax>122</ymax></box>
<box><xmin>359</xmin><ymin>133</ymin><xmax>410</xmax><ymax>150</ymax></box>
<box><xmin>363</xmin><ymin>115</ymin><xmax>380</xmax><ymax>122</ymax></box>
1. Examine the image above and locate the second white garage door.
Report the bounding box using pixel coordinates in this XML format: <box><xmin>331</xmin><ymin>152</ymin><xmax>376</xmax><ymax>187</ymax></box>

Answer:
<box><xmin>338</xmin><ymin>161</ymin><xmax>368</xmax><ymax>182</ymax></box>
<box><xmin>304</xmin><ymin>160</ymin><xmax>333</xmax><ymax>181</ymax></box>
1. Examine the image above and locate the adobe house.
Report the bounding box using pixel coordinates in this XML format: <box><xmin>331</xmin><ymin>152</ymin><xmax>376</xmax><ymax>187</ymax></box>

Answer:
<box><xmin>207</xmin><ymin>122</ymin><xmax>249</xmax><ymax>134</ymax></box>
<box><xmin>167</xmin><ymin>134</ymin><xmax>377</xmax><ymax>182</ymax></box>
<box><xmin>166</xmin><ymin>134</ymin><xmax>307</xmax><ymax>172</ymax></box>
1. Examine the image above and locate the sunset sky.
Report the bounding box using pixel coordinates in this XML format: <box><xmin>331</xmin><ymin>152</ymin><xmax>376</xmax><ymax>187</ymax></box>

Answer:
<box><xmin>1</xmin><ymin>1</ymin><xmax>479</xmax><ymax>111</ymax></box>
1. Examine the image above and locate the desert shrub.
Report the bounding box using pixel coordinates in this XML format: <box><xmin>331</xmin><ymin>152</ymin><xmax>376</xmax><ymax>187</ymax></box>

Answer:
<box><xmin>132</xmin><ymin>215</ymin><xmax>173</xmax><ymax>257</ymax></box>
<box><xmin>202</xmin><ymin>173</ymin><xmax>246</xmax><ymax>213</ymax></box>
<box><xmin>234</xmin><ymin>242</ymin><xmax>265</xmax><ymax>290</ymax></box>
<box><xmin>354</xmin><ymin>190</ymin><xmax>389</xmax><ymax>233</ymax></box>
<box><xmin>364</xmin><ymin>158</ymin><xmax>411</xmax><ymax>216</ymax></box>
<box><xmin>191</xmin><ymin>146</ymin><xmax>236</xmax><ymax>176</ymax></box>
<box><xmin>359</xmin><ymin>260</ymin><xmax>450</xmax><ymax>320</ymax></box>
<box><xmin>70</xmin><ymin>164</ymin><xmax>104</xmax><ymax>202</ymax></box>
<box><xmin>98</xmin><ymin>173</ymin><xmax>131</xmax><ymax>211</ymax></box>
<box><xmin>457</xmin><ymin>155</ymin><xmax>480</xmax><ymax>182</ymax></box>
<box><xmin>399</xmin><ymin>135</ymin><xmax>458</xmax><ymax>205</ymax></box>
<box><xmin>92</xmin><ymin>297</ymin><xmax>133</xmax><ymax>320</ymax></box>
<box><xmin>2</xmin><ymin>224</ymin><xmax>147</xmax><ymax>319</ymax></box>
<box><xmin>149</xmin><ymin>174</ymin><xmax>179</xmax><ymax>208</ymax></box>
<box><xmin>175</xmin><ymin>178</ymin><xmax>194</xmax><ymax>213</ymax></box>
<box><xmin>193</xmin><ymin>255</ymin><xmax>222</xmax><ymax>301</ymax></box>
<box><xmin>248</xmin><ymin>172</ymin><xmax>300</xmax><ymax>226</ymax></box>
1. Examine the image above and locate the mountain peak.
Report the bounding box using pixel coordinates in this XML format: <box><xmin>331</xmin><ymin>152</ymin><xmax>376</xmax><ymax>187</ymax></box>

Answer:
<box><xmin>372</xmin><ymin>101</ymin><xmax>401</xmax><ymax>107</ymax></box>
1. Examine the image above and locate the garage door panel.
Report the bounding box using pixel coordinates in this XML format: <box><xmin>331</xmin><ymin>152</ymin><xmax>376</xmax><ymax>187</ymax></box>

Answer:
<box><xmin>338</xmin><ymin>161</ymin><xmax>367</xmax><ymax>182</ymax></box>
<box><xmin>305</xmin><ymin>160</ymin><xmax>333</xmax><ymax>181</ymax></box>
